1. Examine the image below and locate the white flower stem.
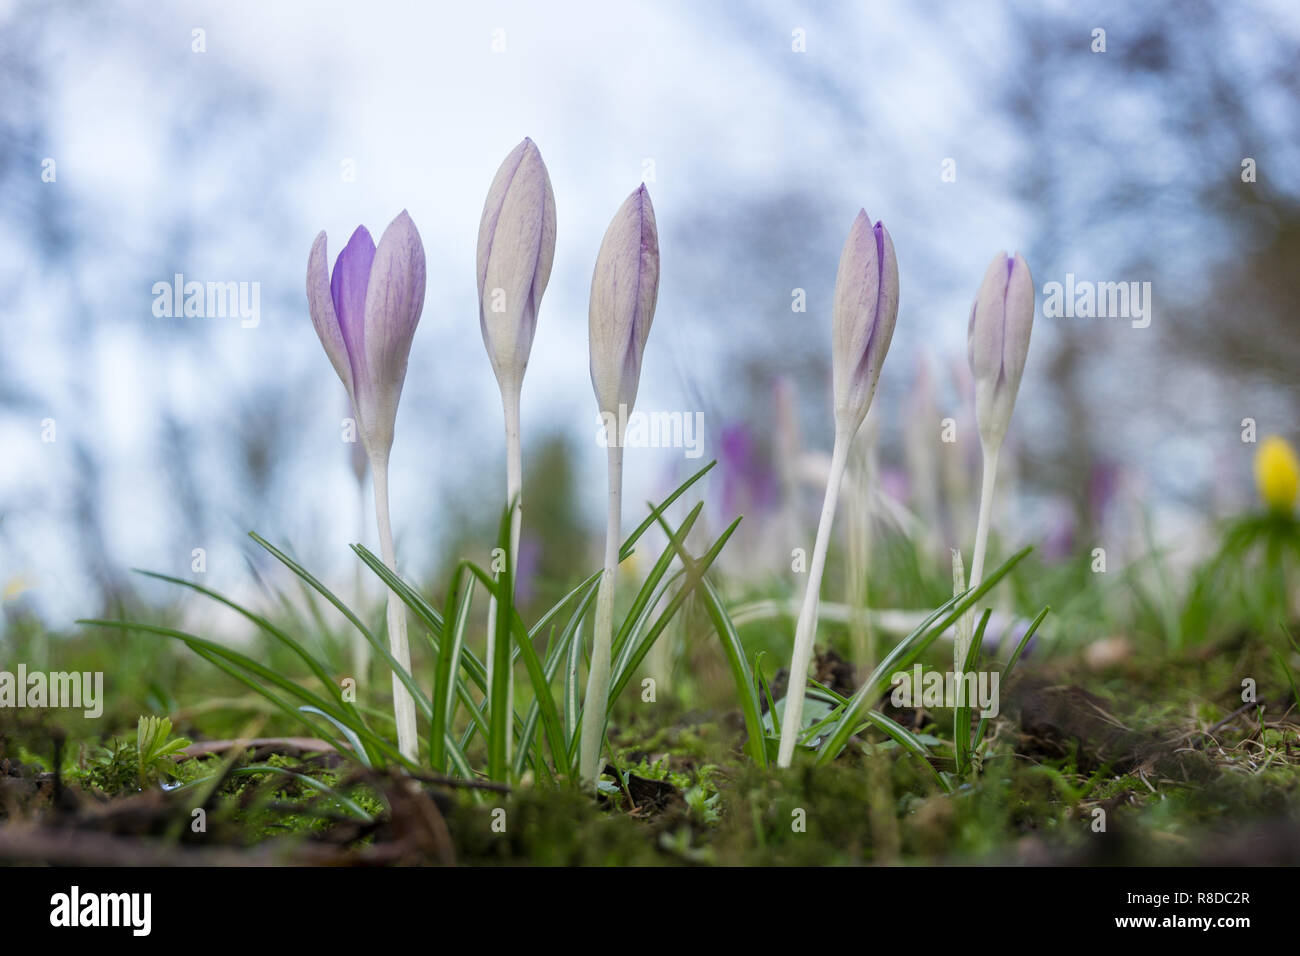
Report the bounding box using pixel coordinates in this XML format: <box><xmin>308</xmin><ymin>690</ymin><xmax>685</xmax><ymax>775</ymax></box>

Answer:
<box><xmin>370</xmin><ymin>453</ymin><xmax>417</xmax><ymax>762</ymax></box>
<box><xmin>579</xmin><ymin>439</ymin><xmax>623</xmax><ymax>785</ymax></box>
<box><xmin>951</xmin><ymin>549</ymin><xmax>969</xmax><ymax>679</ymax></box>
<box><xmin>352</xmin><ymin>477</ymin><xmax>370</xmax><ymax>682</ymax></box>
<box><xmin>486</xmin><ymin>389</ymin><xmax>523</xmax><ymax>765</ymax></box>
<box><xmin>777</xmin><ymin>430</ymin><xmax>851</xmax><ymax>768</ymax></box>
<box><xmin>962</xmin><ymin>441</ymin><xmax>1001</xmax><ymax>664</ymax></box>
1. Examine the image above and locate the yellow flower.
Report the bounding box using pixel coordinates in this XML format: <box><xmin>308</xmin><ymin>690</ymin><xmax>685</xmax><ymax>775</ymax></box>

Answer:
<box><xmin>2</xmin><ymin>576</ymin><xmax>30</xmax><ymax>601</ymax></box>
<box><xmin>1255</xmin><ymin>436</ymin><xmax>1300</xmax><ymax>512</ymax></box>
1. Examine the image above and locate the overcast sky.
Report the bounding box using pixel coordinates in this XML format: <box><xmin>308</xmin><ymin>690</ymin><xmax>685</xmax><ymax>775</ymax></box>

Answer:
<box><xmin>4</xmin><ymin>0</ymin><xmax>1298</xmax><ymax>627</ymax></box>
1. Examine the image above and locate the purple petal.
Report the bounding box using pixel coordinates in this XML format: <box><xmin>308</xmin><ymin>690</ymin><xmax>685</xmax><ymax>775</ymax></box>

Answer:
<box><xmin>330</xmin><ymin>225</ymin><xmax>376</xmax><ymax>380</ymax></box>
<box><xmin>307</xmin><ymin>231</ymin><xmax>355</xmax><ymax>401</ymax></box>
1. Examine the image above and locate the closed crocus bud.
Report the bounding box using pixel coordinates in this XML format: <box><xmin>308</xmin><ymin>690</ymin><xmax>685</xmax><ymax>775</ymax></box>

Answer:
<box><xmin>589</xmin><ymin>184</ymin><xmax>659</xmax><ymax>418</ymax></box>
<box><xmin>832</xmin><ymin>210</ymin><xmax>899</xmax><ymax>436</ymax></box>
<box><xmin>477</xmin><ymin>138</ymin><xmax>557</xmax><ymax>397</ymax></box>
<box><xmin>775</xmin><ymin>209</ymin><xmax>899</xmax><ymax>770</ymax></box>
<box><xmin>307</xmin><ymin>210</ymin><xmax>427</xmax><ymax>459</ymax></box>
<box><xmin>968</xmin><ymin>252</ymin><xmax>1033</xmax><ymax>448</ymax></box>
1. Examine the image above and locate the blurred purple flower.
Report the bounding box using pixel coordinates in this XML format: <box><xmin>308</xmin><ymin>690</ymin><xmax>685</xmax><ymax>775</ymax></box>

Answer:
<box><xmin>514</xmin><ymin>536</ymin><xmax>541</xmax><ymax>606</ymax></box>
<box><xmin>1040</xmin><ymin>500</ymin><xmax>1076</xmax><ymax>562</ymax></box>
<box><xmin>718</xmin><ymin>423</ymin><xmax>778</xmax><ymax>516</ymax></box>
<box><xmin>1089</xmin><ymin>460</ymin><xmax>1122</xmax><ymax>525</ymax></box>
<box><xmin>879</xmin><ymin>466</ymin><xmax>910</xmax><ymax>505</ymax></box>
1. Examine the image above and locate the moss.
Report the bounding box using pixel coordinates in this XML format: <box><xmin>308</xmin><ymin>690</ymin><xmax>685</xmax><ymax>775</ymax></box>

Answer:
<box><xmin>445</xmin><ymin>785</ymin><xmax>672</xmax><ymax>866</ymax></box>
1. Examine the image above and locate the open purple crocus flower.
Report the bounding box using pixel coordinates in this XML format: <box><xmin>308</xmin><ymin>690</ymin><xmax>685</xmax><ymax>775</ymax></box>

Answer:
<box><xmin>305</xmin><ymin>209</ymin><xmax>426</xmax><ymax>761</ymax></box>
<box><xmin>307</xmin><ymin>210</ymin><xmax>426</xmax><ymax>460</ymax></box>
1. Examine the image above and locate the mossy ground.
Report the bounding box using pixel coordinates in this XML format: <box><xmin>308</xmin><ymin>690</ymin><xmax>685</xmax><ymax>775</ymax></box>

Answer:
<box><xmin>4</xmin><ymin>614</ymin><xmax>1297</xmax><ymax>865</ymax></box>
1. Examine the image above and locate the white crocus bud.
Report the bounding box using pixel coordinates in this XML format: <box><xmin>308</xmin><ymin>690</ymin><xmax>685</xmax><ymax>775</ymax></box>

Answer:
<box><xmin>832</xmin><ymin>210</ymin><xmax>900</xmax><ymax>437</ymax></box>
<box><xmin>967</xmin><ymin>252</ymin><xmax>1034</xmax><ymax>449</ymax></box>
<box><xmin>962</xmin><ymin>251</ymin><xmax>1035</xmax><ymax>649</ymax></box>
<box><xmin>579</xmin><ymin>183</ymin><xmax>660</xmax><ymax>786</ymax></box>
<box><xmin>477</xmin><ymin>137</ymin><xmax>557</xmax><ymax>399</ymax></box>
<box><xmin>776</xmin><ymin>209</ymin><xmax>900</xmax><ymax>769</ymax></box>
<box><xmin>588</xmin><ymin>184</ymin><xmax>659</xmax><ymax>421</ymax></box>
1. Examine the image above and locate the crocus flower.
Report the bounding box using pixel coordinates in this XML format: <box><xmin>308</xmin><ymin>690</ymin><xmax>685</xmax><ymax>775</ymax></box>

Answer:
<box><xmin>719</xmin><ymin>423</ymin><xmax>779</xmax><ymax>518</ymax></box>
<box><xmin>475</xmin><ymin>138</ymin><xmax>557</xmax><ymax>775</ymax></box>
<box><xmin>306</xmin><ymin>210</ymin><xmax>426</xmax><ymax>762</ymax></box>
<box><xmin>777</xmin><ymin>209</ymin><xmax>899</xmax><ymax>769</ymax></box>
<box><xmin>961</xmin><ymin>251</ymin><xmax>1034</xmax><ymax>676</ymax></box>
<box><xmin>968</xmin><ymin>252</ymin><xmax>1034</xmax><ymax>448</ymax></box>
<box><xmin>477</xmin><ymin>137</ymin><xmax>557</xmax><ymax>398</ymax></box>
<box><xmin>308</xmin><ymin>211</ymin><xmax>427</xmax><ymax>460</ymax></box>
<box><xmin>832</xmin><ymin>210</ymin><xmax>899</xmax><ymax>436</ymax></box>
<box><xmin>579</xmin><ymin>183</ymin><xmax>660</xmax><ymax>786</ymax></box>
<box><xmin>1255</xmin><ymin>436</ymin><xmax>1300</xmax><ymax>513</ymax></box>
<box><xmin>588</xmin><ymin>184</ymin><xmax>660</xmax><ymax>421</ymax></box>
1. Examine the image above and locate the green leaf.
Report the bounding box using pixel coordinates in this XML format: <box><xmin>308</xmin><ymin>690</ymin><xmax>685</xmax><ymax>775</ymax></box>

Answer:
<box><xmin>972</xmin><ymin>606</ymin><xmax>1050</xmax><ymax>752</ymax></box>
<box><xmin>814</xmin><ymin>546</ymin><xmax>1033</xmax><ymax>765</ymax></box>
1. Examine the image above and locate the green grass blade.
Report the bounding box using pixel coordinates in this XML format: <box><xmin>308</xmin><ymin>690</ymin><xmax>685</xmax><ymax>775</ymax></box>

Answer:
<box><xmin>611</xmin><ymin>503</ymin><xmax>704</xmax><ymax>665</ymax></box>
<box><xmin>814</xmin><ymin>546</ymin><xmax>1033</xmax><ymax>765</ymax></box>
<box><xmin>954</xmin><ymin>608</ymin><xmax>992</xmax><ymax>775</ymax></box>
<box><xmin>609</xmin><ymin>514</ymin><xmax>741</xmax><ymax>704</ymax></box>
<box><xmin>232</xmin><ymin>764</ymin><xmax>374</xmax><ymax>822</ymax></box>
<box><xmin>133</xmin><ymin>570</ymin><xmax>361</xmax><ymax>723</ymax></box>
<box><xmin>862</xmin><ymin>711</ymin><xmax>953</xmax><ymax>793</ymax></box>
<box><xmin>617</xmin><ymin>460</ymin><xmax>716</xmax><ymax>562</ymax></box>
<box><xmin>972</xmin><ymin>605</ymin><xmax>1051</xmax><ymax>751</ymax></box>
<box><xmin>251</xmin><ymin>533</ymin><xmax>435</xmax><ymax>729</ymax></box>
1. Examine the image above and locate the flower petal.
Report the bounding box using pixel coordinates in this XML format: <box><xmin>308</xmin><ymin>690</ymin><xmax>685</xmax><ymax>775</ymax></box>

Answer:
<box><xmin>307</xmin><ymin>231</ymin><xmax>355</xmax><ymax>402</ymax></box>
<box><xmin>361</xmin><ymin>210</ymin><xmax>426</xmax><ymax>454</ymax></box>
<box><xmin>477</xmin><ymin>138</ymin><xmax>557</xmax><ymax>395</ymax></box>
<box><xmin>831</xmin><ymin>210</ymin><xmax>899</xmax><ymax>433</ymax></box>
<box><xmin>968</xmin><ymin>250</ymin><xmax>1034</xmax><ymax>446</ymax></box>
<box><xmin>331</xmin><ymin>225</ymin><xmax>376</xmax><ymax>380</ymax></box>
<box><xmin>589</xmin><ymin>184</ymin><xmax>659</xmax><ymax>415</ymax></box>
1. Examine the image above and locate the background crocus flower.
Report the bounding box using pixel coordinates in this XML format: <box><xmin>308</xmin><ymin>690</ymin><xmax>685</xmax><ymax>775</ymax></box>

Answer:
<box><xmin>579</xmin><ymin>184</ymin><xmax>659</xmax><ymax>786</ymax></box>
<box><xmin>777</xmin><ymin>209</ymin><xmax>899</xmax><ymax>769</ymax></box>
<box><xmin>1255</xmin><ymin>436</ymin><xmax>1300</xmax><ymax>512</ymax></box>
<box><xmin>968</xmin><ymin>252</ymin><xmax>1034</xmax><ymax>448</ymax></box>
<box><xmin>961</xmin><ymin>251</ymin><xmax>1034</xmax><ymax>673</ymax></box>
<box><xmin>307</xmin><ymin>210</ymin><xmax>426</xmax><ymax>761</ymax></box>
<box><xmin>475</xmin><ymin>138</ymin><xmax>557</xmax><ymax>770</ymax></box>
